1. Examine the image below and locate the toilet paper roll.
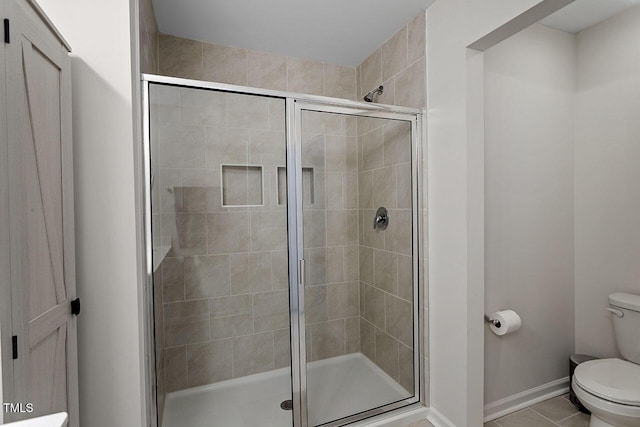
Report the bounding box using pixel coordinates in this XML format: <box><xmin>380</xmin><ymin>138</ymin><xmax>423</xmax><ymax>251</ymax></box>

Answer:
<box><xmin>489</xmin><ymin>310</ymin><xmax>522</xmax><ymax>336</ymax></box>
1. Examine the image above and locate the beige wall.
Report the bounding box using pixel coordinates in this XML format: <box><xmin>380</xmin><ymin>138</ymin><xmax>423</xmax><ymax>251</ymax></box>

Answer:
<box><xmin>483</xmin><ymin>23</ymin><xmax>576</xmax><ymax>406</ymax></box>
<box><xmin>574</xmin><ymin>6</ymin><xmax>640</xmax><ymax>359</ymax></box>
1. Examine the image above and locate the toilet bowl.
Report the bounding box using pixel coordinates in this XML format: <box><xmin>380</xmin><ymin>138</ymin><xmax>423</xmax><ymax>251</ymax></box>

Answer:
<box><xmin>572</xmin><ymin>292</ymin><xmax>640</xmax><ymax>427</ymax></box>
<box><xmin>573</xmin><ymin>359</ymin><xmax>640</xmax><ymax>427</ymax></box>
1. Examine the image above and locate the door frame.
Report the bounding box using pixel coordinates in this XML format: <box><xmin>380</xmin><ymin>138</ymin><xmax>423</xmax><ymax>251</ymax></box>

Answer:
<box><xmin>141</xmin><ymin>74</ymin><xmax>425</xmax><ymax>427</ymax></box>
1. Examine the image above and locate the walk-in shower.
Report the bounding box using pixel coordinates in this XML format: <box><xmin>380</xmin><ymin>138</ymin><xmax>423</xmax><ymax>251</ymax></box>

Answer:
<box><xmin>143</xmin><ymin>75</ymin><xmax>424</xmax><ymax>427</ymax></box>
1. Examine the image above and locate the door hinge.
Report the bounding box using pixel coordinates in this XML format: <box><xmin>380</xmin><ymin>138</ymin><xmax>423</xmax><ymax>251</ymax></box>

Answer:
<box><xmin>12</xmin><ymin>335</ymin><xmax>17</xmax><ymax>359</ymax></box>
<box><xmin>4</xmin><ymin>19</ymin><xmax>9</xmax><ymax>44</ymax></box>
<box><xmin>71</xmin><ymin>298</ymin><xmax>81</xmax><ymax>316</ymax></box>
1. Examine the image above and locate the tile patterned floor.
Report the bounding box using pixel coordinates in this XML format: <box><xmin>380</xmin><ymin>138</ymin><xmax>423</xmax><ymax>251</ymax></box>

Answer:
<box><xmin>485</xmin><ymin>395</ymin><xmax>590</xmax><ymax>427</ymax></box>
<box><xmin>398</xmin><ymin>394</ymin><xmax>589</xmax><ymax>427</ymax></box>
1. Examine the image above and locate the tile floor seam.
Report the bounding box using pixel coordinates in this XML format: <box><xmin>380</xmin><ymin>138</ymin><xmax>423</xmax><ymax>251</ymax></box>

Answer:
<box><xmin>486</xmin><ymin>395</ymin><xmax>586</xmax><ymax>427</ymax></box>
<box><xmin>561</xmin><ymin>412</ymin><xmax>582</xmax><ymax>422</ymax></box>
<box><xmin>529</xmin><ymin>407</ymin><xmax>564</xmax><ymax>425</ymax></box>
<box><xmin>555</xmin><ymin>411</ymin><xmax>580</xmax><ymax>423</ymax></box>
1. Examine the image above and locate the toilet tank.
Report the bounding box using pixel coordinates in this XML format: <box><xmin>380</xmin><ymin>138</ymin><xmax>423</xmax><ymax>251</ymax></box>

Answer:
<box><xmin>609</xmin><ymin>293</ymin><xmax>640</xmax><ymax>364</ymax></box>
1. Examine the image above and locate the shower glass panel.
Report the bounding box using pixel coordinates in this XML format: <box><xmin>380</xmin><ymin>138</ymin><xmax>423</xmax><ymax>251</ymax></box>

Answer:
<box><xmin>146</xmin><ymin>77</ymin><xmax>421</xmax><ymax>427</ymax></box>
<box><xmin>299</xmin><ymin>109</ymin><xmax>416</xmax><ymax>426</ymax></box>
<box><xmin>148</xmin><ymin>83</ymin><xmax>293</xmax><ymax>427</ymax></box>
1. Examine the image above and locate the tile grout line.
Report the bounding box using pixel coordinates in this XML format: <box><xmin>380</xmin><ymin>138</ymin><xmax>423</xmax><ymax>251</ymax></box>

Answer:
<box><xmin>529</xmin><ymin>407</ymin><xmax>564</xmax><ymax>425</ymax></box>
<box><xmin>554</xmin><ymin>410</ymin><xmax>582</xmax><ymax>424</ymax></box>
<box><xmin>529</xmin><ymin>396</ymin><xmax>580</xmax><ymax>425</ymax></box>
<box><xmin>559</xmin><ymin>412</ymin><xmax>587</xmax><ymax>425</ymax></box>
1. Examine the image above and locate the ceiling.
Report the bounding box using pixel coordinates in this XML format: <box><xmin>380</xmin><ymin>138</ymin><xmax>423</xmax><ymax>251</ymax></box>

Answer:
<box><xmin>152</xmin><ymin>0</ymin><xmax>435</xmax><ymax>67</ymax></box>
<box><xmin>539</xmin><ymin>0</ymin><xmax>640</xmax><ymax>33</ymax></box>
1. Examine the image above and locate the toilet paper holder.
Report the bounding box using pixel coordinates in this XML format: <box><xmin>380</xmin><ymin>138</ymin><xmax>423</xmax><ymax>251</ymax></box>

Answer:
<box><xmin>484</xmin><ymin>315</ymin><xmax>501</xmax><ymax>328</ymax></box>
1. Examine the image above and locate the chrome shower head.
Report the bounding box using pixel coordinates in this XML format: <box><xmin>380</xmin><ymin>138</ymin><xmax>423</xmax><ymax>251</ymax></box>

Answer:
<box><xmin>363</xmin><ymin>85</ymin><xmax>384</xmax><ymax>103</ymax></box>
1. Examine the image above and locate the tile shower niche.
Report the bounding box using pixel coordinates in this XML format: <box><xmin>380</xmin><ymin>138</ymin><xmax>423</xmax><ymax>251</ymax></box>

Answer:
<box><xmin>277</xmin><ymin>167</ymin><xmax>314</xmax><ymax>205</ymax></box>
<box><xmin>221</xmin><ymin>165</ymin><xmax>264</xmax><ymax>206</ymax></box>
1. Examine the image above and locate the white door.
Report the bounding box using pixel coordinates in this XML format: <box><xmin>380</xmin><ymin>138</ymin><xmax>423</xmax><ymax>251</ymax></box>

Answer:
<box><xmin>2</xmin><ymin>0</ymin><xmax>78</xmax><ymax>425</ymax></box>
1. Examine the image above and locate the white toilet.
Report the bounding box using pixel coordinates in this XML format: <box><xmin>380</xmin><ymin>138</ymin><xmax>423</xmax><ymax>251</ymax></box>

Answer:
<box><xmin>573</xmin><ymin>293</ymin><xmax>640</xmax><ymax>427</ymax></box>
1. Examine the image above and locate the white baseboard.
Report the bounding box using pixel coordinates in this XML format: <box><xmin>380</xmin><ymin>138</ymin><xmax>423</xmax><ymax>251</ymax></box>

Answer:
<box><xmin>427</xmin><ymin>407</ymin><xmax>456</xmax><ymax>427</ymax></box>
<box><xmin>483</xmin><ymin>377</ymin><xmax>570</xmax><ymax>422</ymax></box>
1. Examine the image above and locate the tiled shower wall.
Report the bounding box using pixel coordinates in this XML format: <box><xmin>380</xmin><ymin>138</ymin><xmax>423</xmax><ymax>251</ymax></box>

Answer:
<box><xmin>151</xmin><ymin>86</ymin><xmax>291</xmax><ymax>393</ymax></box>
<box><xmin>301</xmin><ymin>111</ymin><xmax>361</xmax><ymax>362</ymax></box>
<box><xmin>153</xmin><ymin>30</ymin><xmax>363</xmax><ymax>395</ymax></box>
<box><xmin>356</xmin><ymin>12</ymin><xmax>426</xmax><ymax>110</ymax></box>
<box><xmin>139</xmin><ymin>0</ymin><xmax>159</xmax><ymax>74</ymax></box>
<box><xmin>157</xmin><ymin>34</ymin><xmax>357</xmax><ymax>101</ymax></box>
<box><xmin>358</xmin><ymin>117</ymin><xmax>414</xmax><ymax>393</ymax></box>
<box><xmin>152</xmin><ymin>8</ymin><xmax>427</xmax><ymax>400</ymax></box>
<box><xmin>355</xmin><ymin>11</ymin><xmax>427</xmax><ymax>397</ymax></box>
<box><xmin>151</xmin><ymin>87</ymin><xmax>363</xmax><ymax>394</ymax></box>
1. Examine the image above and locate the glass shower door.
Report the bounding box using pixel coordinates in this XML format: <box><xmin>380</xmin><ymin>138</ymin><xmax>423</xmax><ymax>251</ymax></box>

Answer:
<box><xmin>147</xmin><ymin>78</ymin><xmax>421</xmax><ymax>427</ymax></box>
<box><xmin>295</xmin><ymin>105</ymin><xmax>419</xmax><ymax>426</ymax></box>
<box><xmin>148</xmin><ymin>83</ymin><xmax>294</xmax><ymax>427</ymax></box>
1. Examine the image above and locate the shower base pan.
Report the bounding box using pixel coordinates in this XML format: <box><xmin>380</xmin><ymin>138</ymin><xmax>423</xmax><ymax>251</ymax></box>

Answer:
<box><xmin>162</xmin><ymin>353</ymin><xmax>415</xmax><ymax>427</ymax></box>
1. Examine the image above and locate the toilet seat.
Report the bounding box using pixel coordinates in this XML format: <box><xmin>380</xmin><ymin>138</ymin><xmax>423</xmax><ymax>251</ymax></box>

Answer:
<box><xmin>574</xmin><ymin>358</ymin><xmax>640</xmax><ymax>406</ymax></box>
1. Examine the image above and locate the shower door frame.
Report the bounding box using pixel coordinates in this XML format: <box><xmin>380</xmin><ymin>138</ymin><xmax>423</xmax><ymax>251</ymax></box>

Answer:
<box><xmin>290</xmin><ymin>100</ymin><xmax>423</xmax><ymax>427</ymax></box>
<box><xmin>141</xmin><ymin>74</ymin><xmax>425</xmax><ymax>427</ymax></box>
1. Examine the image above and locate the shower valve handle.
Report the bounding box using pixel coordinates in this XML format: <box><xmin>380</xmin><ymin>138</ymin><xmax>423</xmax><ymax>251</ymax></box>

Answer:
<box><xmin>373</xmin><ymin>207</ymin><xmax>389</xmax><ymax>230</ymax></box>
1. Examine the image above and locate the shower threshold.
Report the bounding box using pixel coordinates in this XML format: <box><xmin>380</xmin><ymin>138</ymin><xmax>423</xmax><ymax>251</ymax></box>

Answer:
<box><xmin>162</xmin><ymin>352</ymin><xmax>412</xmax><ymax>427</ymax></box>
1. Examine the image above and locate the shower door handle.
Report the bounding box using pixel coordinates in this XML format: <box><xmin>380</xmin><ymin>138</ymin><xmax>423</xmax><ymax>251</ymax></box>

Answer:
<box><xmin>299</xmin><ymin>259</ymin><xmax>305</xmax><ymax>287</ymax></box>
